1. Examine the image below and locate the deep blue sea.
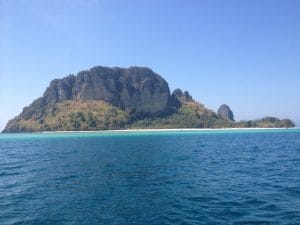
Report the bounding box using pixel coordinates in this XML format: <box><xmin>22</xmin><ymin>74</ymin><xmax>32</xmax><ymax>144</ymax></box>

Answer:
<box><xmin>0</xmin><ymin>129</ymin><xmax>300</xmax><ymax>225</ymax></box>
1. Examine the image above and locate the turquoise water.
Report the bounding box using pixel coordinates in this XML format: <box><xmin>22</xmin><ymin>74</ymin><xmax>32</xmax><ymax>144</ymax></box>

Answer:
<box><xmin>0</xmin><ymin>129</ymin><xmax>299</xmax><ymax>224</ymax></box>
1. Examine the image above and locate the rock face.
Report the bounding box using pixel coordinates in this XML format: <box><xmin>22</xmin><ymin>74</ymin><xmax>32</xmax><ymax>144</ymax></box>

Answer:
<box><xmin>217</xmin><ymin>104</ymin><xmax>234</xmax><ymax>121</ymax></box>
<box><xmin>3</xmin><ymin>66</ymin><xmax>295</xmax><ymax>132</ymax></box>
<box><xmin>32</xmin><ymin>66</ymin><xmax>171</xmax><ymax>115</ymax></box>
<box><xmin>172</xmin><ymin>89</ymin><xmax>193</xmax><ymax>102</ymax></box>
<box><xmin>3</xmin><ymin>66</ymin><xmax>172</xmax><ymax>132</ymax></box>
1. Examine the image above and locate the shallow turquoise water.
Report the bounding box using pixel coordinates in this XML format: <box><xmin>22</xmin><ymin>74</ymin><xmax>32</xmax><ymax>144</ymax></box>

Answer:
<box><xmin>0</xmin><ymin>129</ymin><xmax>300</xmax><ymax>224</ymax></box>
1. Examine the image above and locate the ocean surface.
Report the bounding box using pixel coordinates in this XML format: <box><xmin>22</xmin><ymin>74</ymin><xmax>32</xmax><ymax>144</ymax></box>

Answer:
<box><xmin>0</xmin><ymin>129</ymin><xmax>299</xmax><ymax>225</ymax></box>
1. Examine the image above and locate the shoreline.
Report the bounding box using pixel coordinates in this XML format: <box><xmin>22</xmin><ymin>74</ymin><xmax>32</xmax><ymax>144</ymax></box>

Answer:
<box><xmin>39</xmin><ymin>127</ymin><xmax>298</xmax><ymax>134</ymax></box>
<box><xmin>1</xmin><ymin>127</ymin><xmax>299</xmax><ymax>136</ymax></box>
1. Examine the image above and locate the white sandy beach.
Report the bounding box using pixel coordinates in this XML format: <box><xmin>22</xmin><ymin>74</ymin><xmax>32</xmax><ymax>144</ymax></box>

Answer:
<box><xmin>41</xmin><ymin>127</ymin><xmax>296</xmax><ymax>134</ymax></box>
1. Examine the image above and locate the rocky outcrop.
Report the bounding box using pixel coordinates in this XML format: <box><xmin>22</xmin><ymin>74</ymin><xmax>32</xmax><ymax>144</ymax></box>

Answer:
<box><xmin>2</xmin><ymin>66</ymin><xmax>295</xmax><ymax>132</ymax></box>
<box><xmin>217</xmin><ymin>104</ymin><xmax>234</xmax><ymax>121</ymax></box>
<box><xmin>3</xmin><ymin>66</ymin><xmax>174</xmax><ymax>132</ymax></box>
<box><xmin>43</xmin><ymin>66</ymin><xmax>171</xmax><ymax>115</ymax></box>
<box><xmin>25</xmin><ymin>66</ymin><xmax>171</xmax><ymax>117</ymax></box>
<box><xmin>172</xmin><ymin>88</ymin><xmax>193</xmax><ymax>102</ymax></box>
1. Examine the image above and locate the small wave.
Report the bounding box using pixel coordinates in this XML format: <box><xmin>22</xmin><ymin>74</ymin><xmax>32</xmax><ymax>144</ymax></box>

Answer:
<box><xmin>258</xmin><ymin>203</ymin><xmax>280</xmax><ymax>211</ymax></box>
<box><xmin>285</xmin><ymin>186</ymin><xmax>300</xmax><ymax>196</ymax></box>
<box><xmin>0</xmin><ymin>171</ymin><xmax>24</xmax><ymax>177</ymax></box>
<box><xmin>183</xmin><ymin>195</ymin><xmax>219</xmax><ymax>204</ymax></box>
<box><xmin>51</xmin><ymin>174</ymin><xmax>79</xmax><ymax>182</ymax></box>
<box><xmin>233</xmin><ymin>220</ymin><xmax>277</xmax><ymax>225</ymax></box>
<box><xmin>0</xmin><ymin>165</ymin><xmax>23</xmax><ymax>170</ymax></box>
<box><xmin>243</xmin><ymin>198</ymin><xmax>267</xmax><ymax>206</ymax></box>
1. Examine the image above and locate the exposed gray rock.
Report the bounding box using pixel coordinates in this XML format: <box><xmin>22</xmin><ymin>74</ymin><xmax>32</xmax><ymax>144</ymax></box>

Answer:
<box><xmin>172</xmin><ymin>88</ymin><xmax>193</xmax><ymax>102</ymax></box>
<box><xmin>42</xmin><ymin>66</ymin><xmax>171</xmax><ymax>115</ymax></box>
<box><xmin>217</xmin><ymin>104</ymin><xmax>234</xmax><ymax>121</ymax></box>
<box><xmin>4</xmin><ymin>65</ymin><xmax>295</xmax><ymax>133</ymax></box>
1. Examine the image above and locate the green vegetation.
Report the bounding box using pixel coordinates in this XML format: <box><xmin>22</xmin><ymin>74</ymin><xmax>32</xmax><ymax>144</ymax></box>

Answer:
<box><xmin>131</xmin><ymin>101</ymin><xmax>230</xmax><ymax>129</ymax></box>
<box><xmin>3</xmin><ymin>100</ymin><xmax>295</xmax><ymax>132</ymax></box>
<box><xmin>5</xmin><ymin>101</ymin><xmax>130</xmax><ymax>132</ymax></box>
<box><xmin>236</xmin><ymin>117</ymin><xmax>295</xmax><ymax>128</ymax></box>
<box><xmin>3</xmin><ymin>66</ymin><xmax>295</xmax><ymax>132</ymax></box>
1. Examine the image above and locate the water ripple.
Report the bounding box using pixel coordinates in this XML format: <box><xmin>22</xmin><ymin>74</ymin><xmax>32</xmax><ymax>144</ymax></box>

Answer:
<box><xmin>0</xmin><ymin>131</ymin><xmax>299</xmax><ymax>224</ymax></box>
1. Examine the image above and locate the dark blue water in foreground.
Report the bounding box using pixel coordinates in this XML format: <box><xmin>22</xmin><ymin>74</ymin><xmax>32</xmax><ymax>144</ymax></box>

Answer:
<box><xmin>0</xmin><ymin>129</ymin><xmax>300</xmax><ymax>225</ymax></box>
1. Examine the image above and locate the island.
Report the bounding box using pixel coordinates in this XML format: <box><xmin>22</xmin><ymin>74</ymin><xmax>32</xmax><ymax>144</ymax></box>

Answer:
<box><xmin>2</xmin><ymin>66</ymin><xmax>295</xmax><ymax>132</ymax></box>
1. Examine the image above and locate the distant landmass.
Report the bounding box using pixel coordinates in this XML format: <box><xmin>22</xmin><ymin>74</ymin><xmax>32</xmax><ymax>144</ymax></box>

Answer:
<box><xmin>2</xmin><ymin>66</ymin><xmax>295</xmax><ymax>132</ymax></box>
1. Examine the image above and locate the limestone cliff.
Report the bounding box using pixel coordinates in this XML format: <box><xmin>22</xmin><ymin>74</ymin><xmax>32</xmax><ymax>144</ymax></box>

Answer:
<box><xmin>217</xmin><ymin>104</ymin><xmax>234</xmax><ymax>121</ymax></box>
<box><xmin>41</xmin><ymin>66</ymin><xmax>170</xmax><ymax>115</ymax></box>
<box><xmin>2</xmin><ymin>66</ymin><xmax>295</xmax><ymax>132</ymax></box>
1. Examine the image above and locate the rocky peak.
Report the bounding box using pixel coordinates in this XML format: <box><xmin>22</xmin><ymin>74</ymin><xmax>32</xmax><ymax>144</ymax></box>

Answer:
<box><xmin>42</xmin><ymin>66</ymin><xmax>171</xmax><ymax>115</ymax></box>
<box><xmin>172</xmin><ymin>88</ymin><xmax>193</xmax><ymax>102</ymax></box>
<box><xmin>217</xmin><ymin>104</ymin><xmax>234</xmax><ymax>121</ymax></box>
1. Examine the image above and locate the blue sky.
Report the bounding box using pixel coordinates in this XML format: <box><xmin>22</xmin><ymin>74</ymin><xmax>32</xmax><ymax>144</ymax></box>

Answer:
<box><xmin>1</xmin><ymin>0</ymin><xmax>300</xmax><ymax>130</ymax></box>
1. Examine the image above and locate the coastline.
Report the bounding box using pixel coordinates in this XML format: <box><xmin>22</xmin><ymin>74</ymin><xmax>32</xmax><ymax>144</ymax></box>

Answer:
<box><xmin>1</xmin><ymin>127</ymin><xmax>299</xmax><ymax>139</ymax></box>
<box><xmin>40</xmin><ymin>127</ymin><xmax>297</xmax><ymax>134</ymax></box>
